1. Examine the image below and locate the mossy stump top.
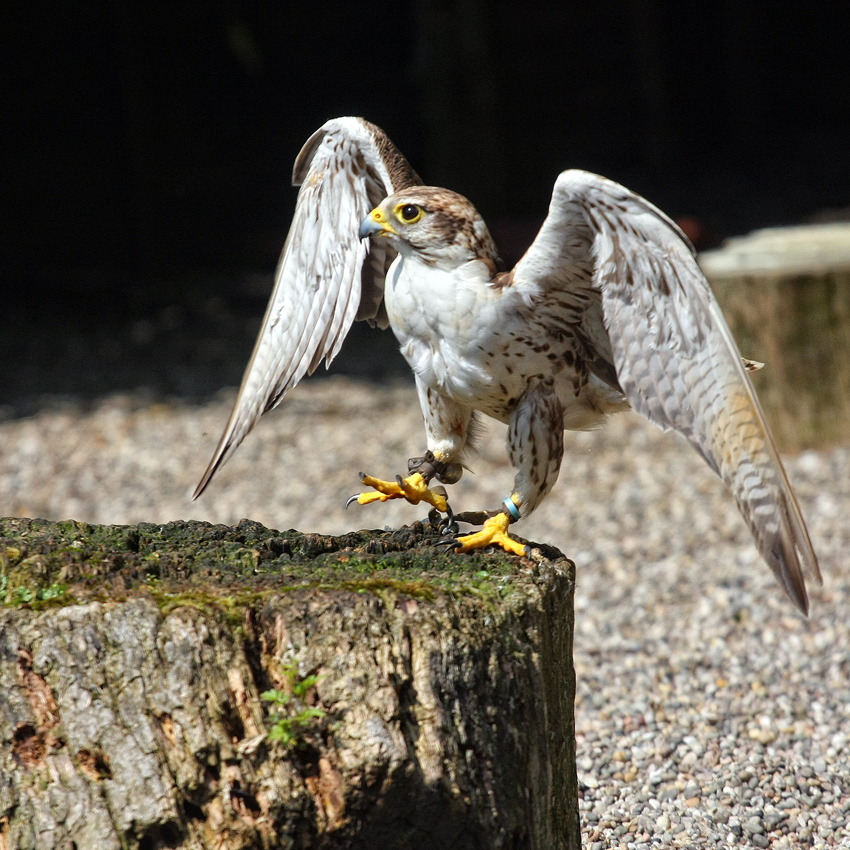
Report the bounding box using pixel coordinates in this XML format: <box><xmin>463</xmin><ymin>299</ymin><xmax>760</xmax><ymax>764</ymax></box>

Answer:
<box><xmin>0</xmin><ymin>517</ymin><xmax>579</xmax><ymax>850</ymax></box>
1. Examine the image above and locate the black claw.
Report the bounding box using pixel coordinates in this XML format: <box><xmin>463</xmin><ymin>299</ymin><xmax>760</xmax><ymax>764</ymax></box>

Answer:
<box><xmin>358</xmin><ymin>471</ymin><xmax>367</xmax><ymax>482</ymax></box>
<box><xmin>395</xmin><ymin>474</ymin><xmax>405</xmax><ymax>488</ymax></box>
<box><xmin>345</xmin><ymin>494</ymin><xmax>360</xmax><ymax>509</ymax></box>
<box><xmin>437</xmin><ymin>501</ymin><xmax>459</xmax><ymax>535</ymax></box>
<box><xmin>436</xmin><ymin>536</ymin><xmax>461</xmax><ymax>550</ymax></box>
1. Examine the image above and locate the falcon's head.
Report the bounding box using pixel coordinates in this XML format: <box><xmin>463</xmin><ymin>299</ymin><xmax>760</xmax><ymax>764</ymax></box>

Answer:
<box><xmin>359</xmin><ymin>186</ymin><xmax>501</xmax><ymax>272</ymax></box>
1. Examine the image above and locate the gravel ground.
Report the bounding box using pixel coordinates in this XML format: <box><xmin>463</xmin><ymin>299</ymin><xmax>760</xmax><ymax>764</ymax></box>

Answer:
<box><xmin>1</xmin><ymin>377</ymin><xmax>848</xmax><ymax>848</ymax></box>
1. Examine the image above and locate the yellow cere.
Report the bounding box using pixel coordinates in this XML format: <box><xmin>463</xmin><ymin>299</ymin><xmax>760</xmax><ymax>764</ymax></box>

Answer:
<box><xmin>369</xmin><ymin>207</ymin><xmax>397</xmax><ymax>235</ymax></box>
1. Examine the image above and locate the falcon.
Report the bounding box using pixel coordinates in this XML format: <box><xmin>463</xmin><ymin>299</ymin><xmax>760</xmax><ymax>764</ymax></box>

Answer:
<box><xmin>194</xmin><ymin>116</ymin><xmax>821</xmax><ymax>613</ymax></box>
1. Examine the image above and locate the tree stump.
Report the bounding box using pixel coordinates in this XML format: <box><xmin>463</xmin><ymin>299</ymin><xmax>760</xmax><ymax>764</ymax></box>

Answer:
<box><xmin>0</xmin><ymin>517</ymin><xmax>579</xmax><ymax>850</ymax></box>
<box><xmin>700</xmin><ymin>221</ymin><xmax>850</xmax><ymax>451</ymax></box>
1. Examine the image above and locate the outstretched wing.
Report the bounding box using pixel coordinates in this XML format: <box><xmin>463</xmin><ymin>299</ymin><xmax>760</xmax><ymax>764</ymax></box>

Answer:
<box><xmin>511</xmin><ymin>169</ymin><xmax>821</xmax><ymax>613</ymax></box>
<box><xmin>194</xmin><ymin>117</ymin><xmax>421</xmax><ymax>498</ymax></box>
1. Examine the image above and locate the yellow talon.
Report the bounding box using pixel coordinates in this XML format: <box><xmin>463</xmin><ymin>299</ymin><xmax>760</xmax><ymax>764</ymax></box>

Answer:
<box><xmin>454</xmin><ymin>513</ymin><xmax>529</xmax><ymax>557</ymax></box>
<box><xmin>353</xmin><ymin>472</ymin><xmax>449</xmax><ymax>512</ymax></box>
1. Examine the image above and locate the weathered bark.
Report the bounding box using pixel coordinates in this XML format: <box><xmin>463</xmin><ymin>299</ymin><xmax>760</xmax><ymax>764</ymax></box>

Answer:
<box><xmin>700</xmin><ymin>222</ymin><xmax>850</xmax><ymax>451</ymax></box>
<box><xmin>0</xmin><ymin>517</ymin><xmax>578</xmax><ymax>850</ymax></box>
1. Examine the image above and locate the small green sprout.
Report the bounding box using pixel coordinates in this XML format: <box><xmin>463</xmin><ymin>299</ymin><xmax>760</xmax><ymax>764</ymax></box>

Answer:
<box><xmin>1</xmin><ymin>577</ymin><xmax>68</xmax><ymax>606</ymax></box>
<box><xmin>261</xmin><ymin>663</ymin><xmax>326</xmax><ymax>747</ymax></box>
<box><xmin>12</xmin><ymin>586</ymin><xmax>34</xmax><ymax>604</ymax></box>
<box><xmin>36</xmin><ymin>582</ymin><xmax>67</xmax><ymax>601</ymax></box>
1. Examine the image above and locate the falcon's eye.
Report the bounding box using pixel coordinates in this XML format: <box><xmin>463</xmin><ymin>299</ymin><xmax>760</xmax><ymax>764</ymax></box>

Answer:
<box><xmin>395</xmin><ymin>203</ymin><xmax>425</xmax><ymax>224</ymax></box>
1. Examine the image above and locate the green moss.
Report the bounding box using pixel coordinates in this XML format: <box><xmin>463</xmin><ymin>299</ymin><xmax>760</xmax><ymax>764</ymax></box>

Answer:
<box><xmin>0</xmin><ymin>516</ymin><xmax>570</xmax><ymax>618</ymax></box>
<box><xmin>145</xmin><ymin>585</ymin><xmax>278</xmax><ymax>626</ymax></box>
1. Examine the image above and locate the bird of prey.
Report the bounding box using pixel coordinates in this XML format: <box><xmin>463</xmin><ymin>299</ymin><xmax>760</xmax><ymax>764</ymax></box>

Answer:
<box><xmin>195</xmin><ymin>116</ymin><xmax>821</xmax><ymax>613</ymax></box>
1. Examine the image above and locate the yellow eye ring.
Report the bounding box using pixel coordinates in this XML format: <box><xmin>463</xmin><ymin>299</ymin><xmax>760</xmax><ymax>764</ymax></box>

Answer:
<box><xmin>394</xmin><ymin>203</ymin><xmax>424</xmax><ymax>224</ymax></box>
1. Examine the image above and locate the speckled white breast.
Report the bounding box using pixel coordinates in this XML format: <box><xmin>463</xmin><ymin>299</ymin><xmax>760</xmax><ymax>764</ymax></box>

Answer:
<box><xmin>384</xmin><ymin>254</ymin><xmax>499</xmax><ymax>394</ymax></box>
<box><xmin>383</xmin><ymin>252</ymin><xmax>608</xmax><ymax>425</ymax></box>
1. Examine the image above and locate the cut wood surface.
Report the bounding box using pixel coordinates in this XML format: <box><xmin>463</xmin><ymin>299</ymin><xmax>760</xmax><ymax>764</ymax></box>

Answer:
<box><xmin>700</xmin><ymin>222</ymin><xmax>850</xmax><ymax>451</ymax></box>
<box><xmin>0</xmin><ymin>517</ymin><xmax>579</xmax><ymax>850</ymax></box>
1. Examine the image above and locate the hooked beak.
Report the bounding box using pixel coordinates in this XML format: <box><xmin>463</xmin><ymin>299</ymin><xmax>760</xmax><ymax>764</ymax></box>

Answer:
<box><xmin>359</xmin><ymin>209</ymin><xmax>396</xmax><ymax>240</ymax></box>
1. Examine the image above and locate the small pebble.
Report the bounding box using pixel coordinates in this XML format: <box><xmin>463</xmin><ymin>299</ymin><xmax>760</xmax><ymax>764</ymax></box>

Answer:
<box><xmin>744</xmin><ymin>816</ymin><xmax>765</xmax><ymax>834</ymax></box>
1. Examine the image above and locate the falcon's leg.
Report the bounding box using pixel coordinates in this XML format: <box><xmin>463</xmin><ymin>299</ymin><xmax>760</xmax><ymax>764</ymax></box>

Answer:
<box><xmin>453</xmin><ymin>381</ymin><xmax>564</xmax><ymax>555</ymax></box>
<box><xmin>348</xmin><ymin>379</ymin><xmax>473</xmax><ymax>515</ymax></box>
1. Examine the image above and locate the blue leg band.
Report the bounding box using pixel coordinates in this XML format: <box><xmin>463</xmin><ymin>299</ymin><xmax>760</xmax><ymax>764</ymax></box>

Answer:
<box><xmin>502</xmin><ymin>497</ymin><xmax>521</xmax><ymax>523</ymax></box>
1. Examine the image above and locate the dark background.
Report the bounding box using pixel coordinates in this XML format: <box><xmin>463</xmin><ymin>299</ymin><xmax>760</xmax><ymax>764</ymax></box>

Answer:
<box><xmin>3</xmin><ymin>1</ymin><xmax>850</xmax><ymax>412</ymax></box>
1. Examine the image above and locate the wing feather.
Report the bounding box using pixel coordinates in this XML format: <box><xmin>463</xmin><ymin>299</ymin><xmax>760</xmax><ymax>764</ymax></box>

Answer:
<box><xmin>194</xmin><ymin>117</ymin><xmax>420</xmax><ymax>497</ymax></box>
<box><xmin>512</xmin><ymin>169</ymin><xmax>821</xmax><ymax>612</ymax></box>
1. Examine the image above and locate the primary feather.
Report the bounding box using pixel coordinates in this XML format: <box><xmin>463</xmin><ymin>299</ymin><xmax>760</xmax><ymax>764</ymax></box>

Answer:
<box><xmin>513</xmin><ymin>170</ymin><xmax>820</xmax><ymax>610</ymax></box>
<box><xmin>194</xmin><ymin>118</ymin><xmax>420</xmax><ymax>497</ymax></box>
